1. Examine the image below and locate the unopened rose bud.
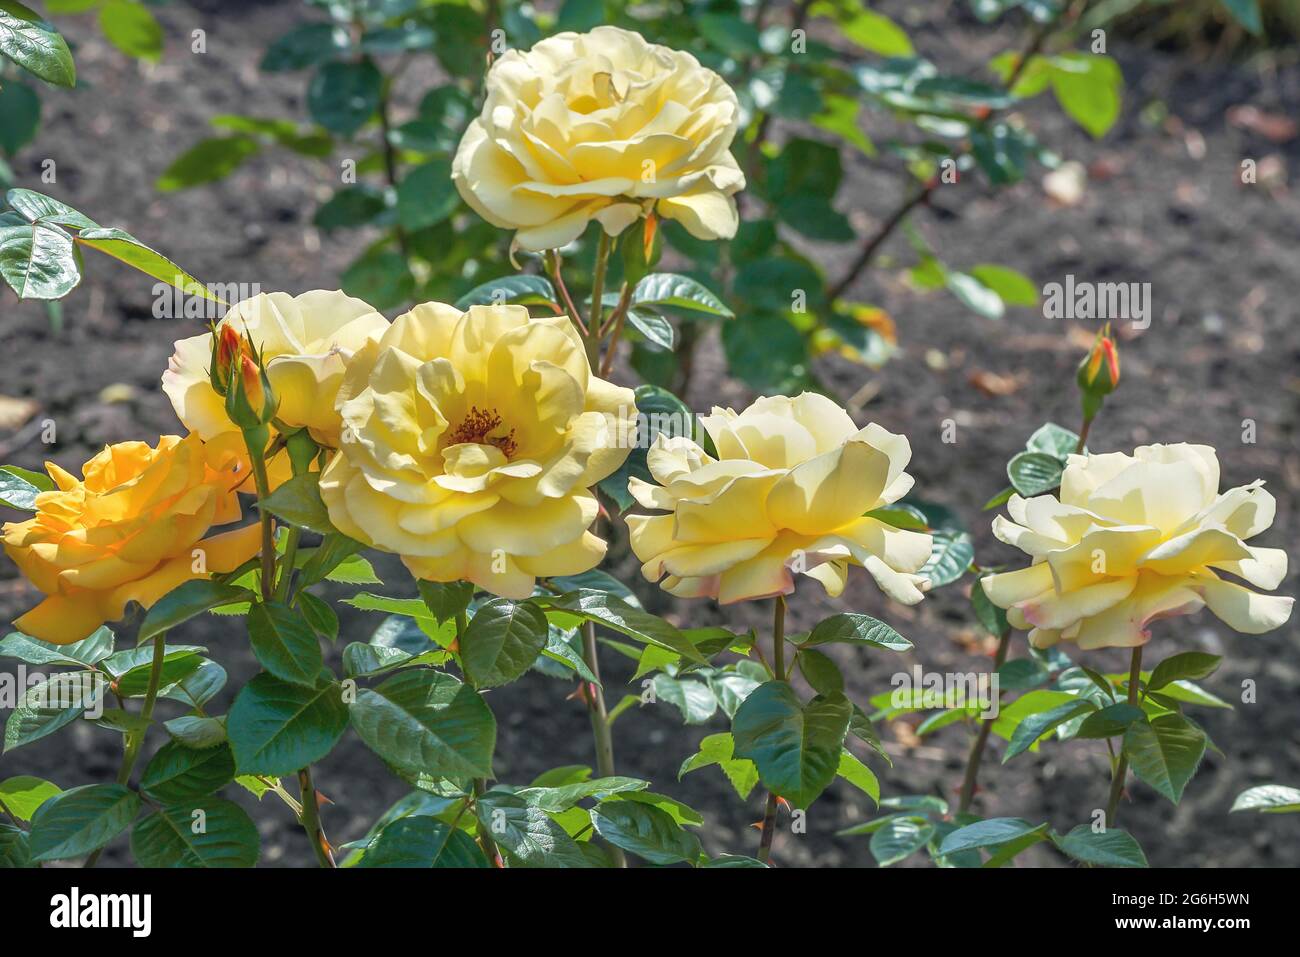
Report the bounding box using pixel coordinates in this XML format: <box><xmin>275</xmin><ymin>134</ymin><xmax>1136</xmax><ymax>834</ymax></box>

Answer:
<box><xmin>226</xmin><ymin>354</ymin><xmax>277</xmax><ymax>430</ymax></box>
<box><xmin>1077</xmin><ymin>323</ymin><xmax>1120</xmax><ymax>420</ymax></box>
<box><xmin>209</xmin><ymin>324</ymin><xmax>248</xmax><ymax>397</ymax></box>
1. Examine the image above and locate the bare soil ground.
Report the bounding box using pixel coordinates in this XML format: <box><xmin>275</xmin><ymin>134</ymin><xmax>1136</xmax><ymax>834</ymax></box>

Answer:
<box><xmin>1</xmin><ymin>1</ymin><xmax>1296</xmax><ymax>867</ymax></box>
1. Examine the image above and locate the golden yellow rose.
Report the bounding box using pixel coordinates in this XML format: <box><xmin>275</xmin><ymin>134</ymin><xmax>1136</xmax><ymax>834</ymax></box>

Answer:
<box><xmin>625</xmin><ymin>394</ymin><xmax>933</xmax><ymax>604</ymax></box>
<box><xmin>163</xmin><ymin>290</ymin><xmax>389</xmax><ymax>449</ymax></box>
<box><xmin>982</xmin><ymin>444</ymin><xmax>1293</xmax><ymax>650</ymax></box>
<box><xmin>452</xmin><ymin>25</ymin><xmax>745</xmax><ymax>251</ymax></box>
<box><xmin>319</xmin><ymin>302</ymin><xmax>636</xmax><ymax>598</ymax></box>
<box><xmin>3</xmin><ymin>435</ymin><xmax>261</xmax><ymax>644</ymax></box>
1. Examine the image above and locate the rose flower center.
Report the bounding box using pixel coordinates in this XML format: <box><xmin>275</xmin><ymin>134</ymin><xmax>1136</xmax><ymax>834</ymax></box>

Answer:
<box><xmin>448</xmin><ymin>406</ymin><xmax>518</xmax><ymax>459</ymax></box>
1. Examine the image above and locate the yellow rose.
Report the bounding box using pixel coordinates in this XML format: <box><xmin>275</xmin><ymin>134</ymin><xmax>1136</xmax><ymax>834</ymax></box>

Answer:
<box><xmin>625</xmin><ymin>394</ymin><xmax>933</xmax><ymax>605</ymax></box>
<box><xmin>982</xmin><ymin>444</ymin><xmax>1293</xmax><ymax>650</ymax></box>
<box><xmin>163</xmin><ymin>290</ymin><xmax>389</xmax><ymax>449</ymax></box>
<box><xmin>3</xmin><ymin>435</ymin><xmax>261</xmax><ymax>644</ymax></box>
<box><xmin>319</xmin><ymin>302</ymin><xmax>636</xmax><ymax>597</ymax></box>
<box><xmin>452</xmin><ymin>25</ymin><xmax>745</xmax><ymax>251</ymax></box>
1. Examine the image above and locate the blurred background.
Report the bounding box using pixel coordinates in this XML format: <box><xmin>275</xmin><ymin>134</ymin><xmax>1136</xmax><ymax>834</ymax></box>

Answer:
<box><xmin>0</xmin><ymin>0</ymin><xmax>1297</xmax><ymax>866</ymax></box>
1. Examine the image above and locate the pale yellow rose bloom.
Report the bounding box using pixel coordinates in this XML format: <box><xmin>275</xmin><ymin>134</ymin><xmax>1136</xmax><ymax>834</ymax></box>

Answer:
<box><xmin>3</xmin><ymin>435</ymin><xmax>261</xmax><ymax>644</ymax></box>
<box><xmin>625</xmin><ymin>394</ymin><xmax>933</xmax><ymax>605</ymax></box>
<box><xmin>162</xmin><ymin>290</ymin><xmax>390</xmax><ymax>449</ymax></box>
<box><xmin>982</xmin><ymin>444</ymin><xmax>1293</xmax><ymax>650</ymax></box>
<box><xmin>452</xmin><ymin>25</ymin><xmax>745</xmax><ymax>251</ymax></box>
<box><xmin>319</xmin><ymin>302</ymin><xmax>636</xmax><ymax>598</ymax></box>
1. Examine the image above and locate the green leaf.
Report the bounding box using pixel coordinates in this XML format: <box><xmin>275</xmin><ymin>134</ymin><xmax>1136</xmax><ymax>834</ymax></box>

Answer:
<box><xmin>946</xmin><ymin>270</ymin><xmax>1005</xmax><ymax>320</ymax></box>
<box><xmin>313</xmin><ymin>186</ymin><xmax>386</xmax><ymax>231</ymax></box>
<box><xmin>460</xmin><ymin>598</ymin><xmax>549</xmax><ymax>689</ymax></box>
<box><xmin>836</xmin><ymin>749</ymin><xmax>880</xmax><ymax>804</ymax></box>
<box><xmin>1231</xmin><ymin>784</ymin><xmax>1300</xmax><ymax>814</ymax></box>
<box><xmin>970</xmin><ymin>121</ymin><xmax>1028</xmax><ymax>185</ymax></box>
<box><xmin>1003</xmin><ymin>699</ymin><xmax>1097</xmax><ymax>761</ymax></box>
<box><xmin>475</xmin><ymin>789</ymin><xmax>592</xmax><ymax>867</ymax></box>
<box><xmin>341</xmin><ymin>247</ymin><xmax>413</xmax><ymax>312</ymax></box>
<box><xmin>227</xmin><ymin>675</ymin><xmax>349</xmax><ymax>776</ymax></box>
<box><xmin>652</xmin><ymin>674</ymin><xmax>718</xmax><ymax>725</ymax></box>
<box><xmin>596</xmin><ymin>383</ymin><xmax>692</xmax><ymax>514</ymax></box>
<box><xmin>308</xmin><ymin>59</ymin><xmax>382</xmax><ymax>136</ymax></box>
<box><xmin>1147</xmin><ymin>652</ymin><xmax>1222</xmax><ymax>692</ymax></box>
<box><xmin>539</xmin><ymin>590</ymin><xmax>706</xmax><ymax>664</ymax></box>
<box><xmin>358</xmin><ymin>816</ymin><xmax>487</xmax><ymax>867</ymax></box>
<box><xmin>164</xmin><ymin>715</ymin><xmax>228</xmax><ymax>750</ymax></box>
<box><xmin>29</xmin><ymin>784</ymin><xmax>139</xmax><ymax>861</ymax></box>
<box><xmin>971</xmin><ymin>579</ymin><xmax>1011</xmax><ymax>639</ymax></box>
<box><xmin>0</xmin><ymin>0</ymin><xmax>75</xmax><ymax>86</ymax></box>
<box><xmin>261</xmin><ymin>21</ymin><xmax>351</xmax><ymax>72</ymax></box>
<box><xmin>298</xmin><ymin>591</ymin><xmax>339</xmax><ymax>643</ymax></box>
<box><xmin>633</xmin><ymin>272</ymin><xmax>732</xmax><ymax>318</ymax></box>
<box><xmin>591</xmin><ymin>800</ymin><xmax>701</xmax><ymax>865</ymax></box>
<box><xmin>130</xmin><ymin>799</ymin><xmax>259</xmax><ymax>867</ymax></box>
<box><xmin>1049</xmin><ymin>53</ymin><xmax>1123</xmax><ymax>139</ymax></box>
<box><xmin>869</xmin><ymin>816</ymin><xmax>934</xmax><ymax>866</ymax></box>
<box><xmin>798</xmin><ymin>647</ymin><xmax>844</xmax><ymax>695</ymax></box>
<box><xmin>139</xmin><ymin>580</ymin><xmax>255</xmax><ymax>644</ymax></box>
<box><xmin>678</xmin><ymin>732</ymin><xmax>759</xmax><ymax>800</ymax></box>
<box><xmin>0</xmin><ymin>626</ymin><xmax>112</xmax><ymax>665</ymax></box>
<box><xmin>417</xmin><ymin>580</ymin><xmax>474</xmax><ymax>626</ymax></box>
<box><xmin>939</xmin><ymin>817</ymin><xmax>1044</xmax><ymax>855</ymax></box>
<box><xmin>397</xmin><ymin>157</ymin><xmax>459</xmax><ymax>231</ymax></box>
<box><xmin>969</xmin><ymin>264</ymin><xmax>1038</xmax><ymax>307</ymax></box>
<box><xmin>0</xmin><ymin>78</ymin><xmax>39</xmax><ymax>154</ymax></box>
<box><xmin>814</xmin><ymin>1</ymin><xmax>912</xmax><ymax>56</ymax></box>
<box><xmin>801</xmin><ymin>613</ymin><xmax>912</xmax><ymax>652</ymax></box>
<box><xmin>350</xmin><ymin>671</ymin><xmax>495</xmax><ymax>778</ymax></box>
<box><xmin>1124</xmin><ymin>714</ymin><xmax>1207</xmax><ymax>803</ymax></box>
<box><xmin>516</xmin><ymin>776</ymin><xmax>647</xmax><ymax>813</ymax></box>
<box><xmin>3</xmin><ymin>671</ymin><xmax>107</xmax><ymax>752</ymax></box>
<box><xmin>920</xmin><ymin>529</ymin><xmax>974</xmax><ymax>588</ymax></box>
<box><xmin>1055</xmin><ymin>824</ymin><xmax>1148</xmax><ymax>867</ymax></box>
<box><xmin>0</xmin><ymin>822</ymin><xmax>31</xmax><ymax>866</ymax></box>
<box><xmin>453</xmin><ymin>274</ymin><xmax>558</xmax><ymax>311</ymax></box>
<box><xmin>1007</xmin><ymin>450</ymin><xmax>1064</xmax><ymax>496</ymax></box>
<box><xmin>257</xmin><ymin>473</ymin><xmax>336</xmax><ymax>533</ymax></box>
<box><xmin>0</xmin><ymin>220</ymin><xmax>79</xmax><ymax>298</ymax></box>
<box><xmin>0</xmin><ymin>775</ymin><xmax>60</xmax><ymax>821</ymax></box>
<box><xmin>102</xmin><ymin>643</ymin><xmax>205</xmax><ymax>697</ymax></box>
<box><xmin>1026</xmin><ymin>422</ymin><xmax>1080</xmax><ymax>457</ymax></box>
<box><xmin>98</xmin><ymin>0</ymin><xmax>162</xmax><ymax>60</ymax></box>
<box><xmin>1075</xmin><ymin>702</ymin><xmax>1145</xmax><ymax>739</ymax></box>
<box><xmin>156</xmin><ymin>136</ymin><xmax>261</xmax><ymax>191</ymax></box>
<box><xmin>140</xmin><ymin>741</ymin><xmax>236</xmax><ymax>804</ymax></box>
<box><xmin>733</xmin><ymin>682</ymin><xmax>851</xmax><ymax>809</ymax></box>
<box><xmin>248</xmin><ymin>601</ymin><xmax>323</xmax><ymax>688</ymax></box>
<box><xmin>1223</xmin><ymin>0</ymin><xmax>1263</xmax><ymax>34</ymax></box>
<box><xmin>626</xmin><ymin>308</ymin><xmax>674</xmax><ymax>350</ymax></box>
<box><xmin>161</xmin><ymin>660</ymin><xmax>227</xmax><ymax>710</ymax></box>
<box><xmin>75</xmin><ymin>227</ymin><xmax>222</xmax><ymax>301</ymax></box>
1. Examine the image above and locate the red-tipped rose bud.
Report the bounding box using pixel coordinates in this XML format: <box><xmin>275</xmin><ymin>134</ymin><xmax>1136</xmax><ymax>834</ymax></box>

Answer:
<box><xmin>1076</xmin><ymin>323</ymin><xmax>1120</xmax><ymax>421</ymax></box>
<box><xmin>210</xmin><ymin>324</ymin><xmax>248</xmax><ymax>397</ymax></box>
<box><xmin>226</xmin><ymin>353</ymin><xmax>277</xmax><ymax>430</ymax></box>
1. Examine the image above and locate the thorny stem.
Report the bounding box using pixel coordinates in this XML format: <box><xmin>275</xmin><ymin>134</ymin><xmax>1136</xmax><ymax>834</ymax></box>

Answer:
<box><xmin>1104</xmin><ymin>647</ymin><xmax>1144</xmax><ymax>828</ymax></box>
<box><xmin>84</xmin><ymin>629</ymin><xmax>167</xmax><ymax>867</ymax></box>
<box><xmin>456</xmin><ymin>609</ymin><xmax>504</xmax><ymax>867</ymax></box>
<box><xmin>757</xmin><ymin>596</ymin><xmax>787</xmax><ymax>863</ymax></box>
<box><xmin>298</xmin><ymin>766</ymin><xmax>336</xmax><ymax>868</ymax></box>
<box><xmin>1075</xmin><ymin>416</ymin><xmax>1094</xmax><ymax>454</ymax></box>
<box><xmin>956</xmin><ymin>628</ymin><xmax>1012</xmax><ymax>814</ymax></box>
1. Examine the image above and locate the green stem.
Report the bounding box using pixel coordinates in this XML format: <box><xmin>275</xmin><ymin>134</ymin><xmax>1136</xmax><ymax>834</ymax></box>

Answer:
<box><xmin>471</xmin><ymin>777</ymin><xmax>501</xmax><ymax>867</ymax></box>
<box><xmin>581</xmin><ymin>619</ymin><xmax>627</xmax><ymax>868</ymax></box>
<box><xmin>84</xmin><ymin>629</ymin><xmax>168</xmax><ymax>867</ymax></box>
<box><xmin>275</xmin><ymin>526</ymin><xmax>302</xmax><ymax>602</ymax></box>
<box><xmin>1104</xmin><ymin>646</ymin><xmax>1143</xmax><ymax>828</ymax></box>
<box><xmin>757</xmin><ymin>596</ymin><xmax>787</xmax><ymax>863</ymax></box>
<box><xmin>586</xmin><ymin>231</ymin><xmax>612</xmax><ymax>371</ymax></box>
<box><xmin>957</xmin><ymin>629</ymin><xmax>1012</xmax><ymax>814</ymax></box>
<box><xmin>242</xmin><ymin>426</ymin><xmax>276</xmax><ymax>601</ymax></box>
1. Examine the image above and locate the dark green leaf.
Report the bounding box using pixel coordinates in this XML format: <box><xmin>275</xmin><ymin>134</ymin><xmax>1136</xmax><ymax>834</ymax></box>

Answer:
<box><xmin>733</xmin><ymin>682</ymin><xmax>851</xmax><ymax>809</ymax></box>
<box><xmin>1124</xmin><ymin>714</ymin><xmax>1207</xmax><ymax>803</ymax></box>
<box><xmin>0</xmin><ymin>0</ymin><xmax>75</xmax><ymax>86</ymax></box>
<box><xmin>248</xmin><ymin>601</ymin><xmax>323</xmax><ymax>687</ymax></box>
<box><xmin>802</xmin><ymin>613</ymin><xmax>912</xmax><ymax>652</ymax></box>
<box><xmin>459</xmin><ymin>598</ymin><xmax>549</xmax><ymax>689</ymax></box>
<box><xmin>308</xmin><ymin>60</ymin><xmax>382</xmax><ymax>136</ymax></box>
<box><xmin>140</xmin><ymin>741</ymin><xmax>236</xmax><ymax>804</ymax></box>
<box><xmin>358</xmin><ymin>816</ymin><xmax>487</xmax><ymax>867</ymax></box>
<box><xmin>591</xmin><ymin>800</ymin><xmax>701</xmax><ymax>865</ymax></box>
<box><xmin>29</xmin><ymin>784</ymin><xmax>139</xmax><ymax>861</ymax></box>
<box><xmin>130</xmin><ymin>798</ymin><xmax>259</xmax><ymax>867</ymax></box>
<box><xmin>1055</xmin><ymin>824</ymin><xmax>1147</xmax><ymax>867</ymax></box>
<box><xmin>139</xmin><ymin>580</ymin><xmax>255</xmax><ymax>644</ymax></box>
<box><xmin>227</xmin><ymin>674</ymin><xmax>349</xmax><ymax>776</ymax></box>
